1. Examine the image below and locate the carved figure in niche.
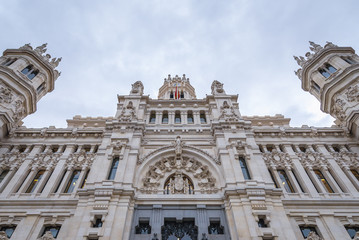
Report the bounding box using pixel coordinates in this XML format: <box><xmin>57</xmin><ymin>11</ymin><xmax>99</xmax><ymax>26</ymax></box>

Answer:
<box><xmin>211</xmin><ymin>80</ymin><xmax>225</xmax><ymax>95</ymax></box>
<box><xmin>0</xmin><ymin>231</ymin><xmax>9</xmax><ymax>240</ymax></box>
<box><xmin>306</xmin><ymin>231</ymin><xmax>322</xmax><ymax>240</ymax></box>
<box><xmin>130</xmin><ymin>81</ymin><xmax>144</xmax><ymax>95</ymax></box>
<box><xmin>173</xmin><ymin>136</ymin><xmax>183</xmax><ymax>157</ymax></box>
<box><xmin>35</xmin><ymin>43</ymin><xmax>47</xmax><ymax>55</ymax></box>
<box><xmin>0</xmin><ymin>86</ymin><xmax>13</xmax><ymax>104</ymax></box>
<box><xmin>346</xmin><ymin>84</ymin><xmax>359</xmax><ymax>102</ymax></box>
<box><xmin>37</xmin><ymin>231</ymin><xmax>55</xmax><ymax>240</ymax></box>
<box><xmin>309</xmin><ymin>41</ymin><xmax>323</xmax><ymax>52</ymax></box>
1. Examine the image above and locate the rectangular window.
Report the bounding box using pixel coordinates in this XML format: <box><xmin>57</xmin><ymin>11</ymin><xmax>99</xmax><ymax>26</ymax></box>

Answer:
<box><xmin>351</xmin><ymin>169</ymin><xmax>359</xmax><ymax>182</ymax></box>
<box><xmin>149</xmin><ymin>111</ymin><xmax>156</xmax><ymax>124</ymax></box>
<box><xmin>346</xmin><ymin>226</ymin><xmax>359</xmax><ymax>239</ymax></box>
<box><xmin>26</xmin><ymin>170</ymin><xmax>45</xmax><ymax>193</ymax></box>
<box><xmin>0</xmin><ymin>170</ymin><xmax>9</xmax><ymax>184</ymax></box>
<box><xmin>314</xmin><ymin>170</ymin><xmax>334</xmax><ymax>193</ymax></box>
<box><xmin>175</xmin><ymin>111</ymin><xmax>181</xmax><ymax>123</ymax></box>
<box><xmin>277</xmin><ymin>170</ymin><xmax>295</xmax><ymax>193</ymax></box>
<box><xmin>0</xmin><ymin>226</ymin><xmax>16</xmax><ymax>238</ymax></box>
<box><xmin>300</xmin><ymin>226</ymin><xmax>319</xmax><ymax>239</ymax></box>
<box><xmin>187</xmin><ymin>111</ymin><xmax>194</xmax><ymax>124</ymax></box>
<box><xmin>200</xmin><ymin>111</ymin><xmax>206</xmax><ymax>123</ymax></box>
<box><xmin>108</xmin><ymin>158</ymin><xmax>119</xmax><ymax>180</ymax></box>
<box><xmin>162</xmin><ymin>111</ymin><xmax>168</xmax><ymax>124</ymax></box>
<box><xmin>239</xmin><ymin>157</ymin><xmax>251</xmax><ymax>180</ymax></box>
<box><xmin>42</xmin><ymin>226</ymin><xmax>61</xmax><ymax>238</ymax></box>
<box><xmin>64</xmin><ymin>170</ymin><xmax>81</xmax><ymax>193</ymax></box>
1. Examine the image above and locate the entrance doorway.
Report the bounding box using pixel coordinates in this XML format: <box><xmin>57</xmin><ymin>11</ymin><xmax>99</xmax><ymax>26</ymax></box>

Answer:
<box><xmin>161</xmin><ymin>219</ymin><xmax>198</xmax><ymax>240</ymax></box>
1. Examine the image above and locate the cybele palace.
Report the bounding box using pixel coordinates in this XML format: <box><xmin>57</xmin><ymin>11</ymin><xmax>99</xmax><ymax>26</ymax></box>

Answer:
<box><xmin>0</xmin><ymin>41</ymin><xmax>359</xmax><ymax>240</ymax></box>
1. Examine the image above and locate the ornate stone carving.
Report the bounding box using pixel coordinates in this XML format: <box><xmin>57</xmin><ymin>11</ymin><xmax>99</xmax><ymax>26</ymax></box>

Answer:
<box><xmin>331</xmin><ymin>97</ymin><xmax>347</xmax><ymax>121</ymax></box>
<box><xmin>0</xmin><ymin>151</ymin><xmax>27</xmax><ymax>170</ymax></box>
<box><xmin>141</xmin><ymin>156</ymin><xmax>218</xmax><ymax>194</ymax></box>
<box><xmin>262</xmin><ymin>150</ymin><xmax>292</xmax><ymax>169</ymax></box>
<box><xmin>118</xmin><ymin>101</ymin><xmax>137</xmax><ymax>122</ymax></box>
<box><xmin>130</xmin><ymin>81</ymin><xmax>144</xmax><ymax>95</ymax></box>
<box><xmin>293</xmin><ymin>56</ymin><xmax>306</xmax><ymax>67</ymax></box>
<box><xmin>65</xmin><ymin>150</ymin><xmax>95</xmax><ymax>170</ymax></box>
<box><xmin>35</xmin><ymin>43</ymin><xmax>47</xmax><ymax>55</ymax></box>
<box><xmin>18</xmin><ymin>43</ymin><xmax>61</xmax><ymax>69</ymax></box>
<box><xmin>0</xmin><ymin>86</ymin><xmax>13</xmax><ymax>104</ymax></box>
<box><xmin>211</xmin><ymin>80</ymin><xmax>225</xmax><ymax>95</ymax></box>
<box><xmin>296</xmin><ymin>151</ymin><xmax>328</xmax><ymax>169</ymax></box>
<box><xmin>218</xmin><ymin>101</ymin><xmax>240</xmax><ymax>122</ymax></box>
<box><xmin>37</xmin><ymin>231</ymin><xmax>55</xmax><ymax>240</ymax></box>
<box><xmin>309</xmin><ymin>41</ymin><xmax>323</xmax><ymax>53</ymax></box>
<box><xmin>331</xmin><ymin>150</ymin><xmax>359</xmax><ymax>169</ymax></box>
<box><xmin>0</xmin><ymin>231</ymin><xmax>9</xmax><ymax>240</ymax></box>
<box><xmin>32</xmin><ymin>150</ymin><xmax>61</xmax><ymax>170</ymax></box>
<box><xmin>50</xmin><ymin>57</ymin><xmax>62</xmax><ymax>68</ymax></box>
<box><xmin>173</xmin><ymin>136</ymin><xmax>183</xmax><ymax>157</ymax></box>
<box><xmin>306</xmin><ymin>231</ymin><xmax>322</xmax><ymax>240</ymax></box>
<box><xmin>354</xmin><ymin>232</ymin><xmax>359</xmax><ymax>240</ymax></box>
<box><xmin>346</xmin><ymin>83</ymin><xmax>359</xmax><ymax>102</ymax></box>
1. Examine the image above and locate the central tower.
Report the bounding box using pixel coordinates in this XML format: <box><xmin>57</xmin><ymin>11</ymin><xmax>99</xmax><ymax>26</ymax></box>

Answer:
<box><xmin>158</xmin><ymin>74</ymin><xmax>196</xmax><ymax>100</ymax></box>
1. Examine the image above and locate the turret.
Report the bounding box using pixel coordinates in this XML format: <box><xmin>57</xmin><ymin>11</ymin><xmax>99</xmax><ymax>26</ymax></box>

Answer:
<box><xmin>294</xmin><ymin>41</ymin><xmax>359</xmax><ymax>137</ymax></box>
<box><xmin>0</xmin><ymin>43</ymin><xmax>61</xmax><ymax>137</ymax></box>
<box><xmin>158</xmin><ymin>74</ymin><xmax>196</xmax><ymax>100</ymax></box>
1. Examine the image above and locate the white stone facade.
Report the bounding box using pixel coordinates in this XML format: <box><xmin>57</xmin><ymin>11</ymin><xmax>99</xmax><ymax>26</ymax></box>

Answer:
<box><xmin>0</xmin><ymin>43</ymin><xmax>358</xmax><ymax>239</ymax></box>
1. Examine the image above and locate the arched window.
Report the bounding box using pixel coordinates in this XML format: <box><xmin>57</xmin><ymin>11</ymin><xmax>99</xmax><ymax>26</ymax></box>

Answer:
<box><xmin>180</xmin><ymin>90</ymin><xmax>184</xmax><ymax>99</ymax></box>
<box><xmin>149</xmin><ymin>111</ymin><xmax>156</xmax><ymax>123</ymax></box>
<box><xmin>175</xmin><ymin>111</ymin><xmax>181</xmax><ymax>123</ymax></box>
<box><xmin>239</xmin><ymin>157</ymin><xmax>251</xmax><ymax>180</ymax></box>
<box><xmin>200</xmin><ymin>111</ymin><xmax>206</xmax><ymax>124</ymax></box>
<box><xmin>164</xmin><ymin>172</ymin><xmax>194</xmax><ymax>194</ymax></box>
<box><xmin>187</xmin><ymin>111</ymin><xmax>194</xmax><ymax>124</ymax></box>
<box><xmin>162</xmin><ymin>111</ymin><xmax>168</xmax><ymax>124</ymax></box>
<box><xmin>325</xmin><ymin>63</ymin><xmax>337</xmax><ymax>73</ymax></box>
<box><xmin>108</xmin><ymin>157</ymin><xmax>119</xmax><ymax>180</ymax></box>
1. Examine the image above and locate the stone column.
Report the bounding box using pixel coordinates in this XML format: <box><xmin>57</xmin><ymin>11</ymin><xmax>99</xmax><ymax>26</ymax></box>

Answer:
<box><xmin>151</xmin><ymin>205</ymin><xmax>162</xmax><ymax>238</ymax></box>
<box><xmin>181</xmin><ymin>110</ymin><xmax>187</xmax><ymax>125</ymax></box>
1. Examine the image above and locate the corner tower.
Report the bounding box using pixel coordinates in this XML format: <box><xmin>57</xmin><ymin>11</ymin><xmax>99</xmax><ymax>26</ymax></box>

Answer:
<box><xmin>294</xmin><ymin>41</ymin><xmax>359</xmax><ymax>137</ymax></box>
<box><xmin>0</xmin><ymin>43</ymin><xmax>61</xmax><ymax>137</ymax></box>
<box><xmin>158</xmin><ymin>74</ymin><xmax>196</xmax><ymax>100</ymax></box>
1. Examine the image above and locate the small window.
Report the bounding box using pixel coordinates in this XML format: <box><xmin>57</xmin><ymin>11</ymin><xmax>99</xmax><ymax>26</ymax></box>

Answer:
<box><xmin>108</xmin><ymin>157</ymin><xmax>119</xmax><ymax>180</ymax></box>
<box><xmin>187</xmin><ymin>111</ymin><xmax>194</xmax><ymax>124</ymax></box>
<box><xmin>149</xmin><ymin>111</ymin><xmax>156</xmax><ymax>124</ymax></box>
<box><xmin>42</xmin><ymin>226</ymin><xmax>61</xmax><ymax>238</ymax></box>
<box><xmin>312</xmin><ymin>81</ymin><xmax>321</xmax><ymax>93</ymax></box>
<box><xmin>0</xmin><ymin>170</ymin><xmax>9</xmax><ymax>184</ymax></box>
<box><xmin>325</xmin><ymin>63</ymin><xmax>337</xmax><ymax>73</ymax></box>
<box><xmin>37</xmin><ymin>83</ymin><xmax>45</xmax><ymax>94</ymax></box>
<box><xmin>180</xmin><ymin>90</ymin><xmax>184</xmax><ymax>99</ymax></box>
<box><xmin>342</xmin><ymin>57</ymin><xmax>356</xmax><ymax>64</ymax></box>
<box><xmin>170</xmin><ymin>91</ymin><xmax>173</xmax><ymax>99</ymax></box>
<box><xmin>266</xmin><ymin>145</ymin><xmax>274</xmax><ymax>152</ymax></box>
<box><xmin>83</xmin><ymin>145</ymin><xmax>91</xmax><ymax>152</ymax></box>
<box><xmin>135</xmin><ymin>220</ymin><xmax>151</xmax><ymax>234</ymax></box>
<box><xmin>162</xmin><ymin>111</ymin><xmax>169</xmax><ymax>124</ymax></box>
<box><xmin>200</xmin><ymin>111</ymin><xmax>206</xmax><ymax>124</ymax></box>
<box><xmin>346</xmin><ymin>226</ymin><xmax>359</xmax><ymax>239</ymax></box>
<box><xmin>239</xmin><ymin>157</ymin><xmax>251</xmax><ymax>180</ymax></box>
<box><xmin>277</xmin><ymin>170</ymin><xmax>295</xmax><ymax>193</ymax></box>
<box><xmin>319</xmin><ymin>68</ymin><xmax>330</xmax><ymax>78</ymax></box>
<box><xmin>0</xmin><ymin>226</ymin><xmax>16</xmax><ymax>238</ymax></box>
<box><xmin>208</xmin><ymin>220</ymin><xmax>224</xmax><ymax>234</ymax></box>
<box><xmin>314</xmin><ymin>170</ymin><xmax>334</xmax><ymax>193</ymax></box>
<box><xmin>21</xmin><ymin>65</ymin><xmax>33</xmax><ymax>75</ymax></box>
<box><xmin>299</xmin><ymin>226</ymin><xmax>319</xmax><ymax>239</ymax></box>
<box><xmin>299</xmin><ymin>146</ymin><xmax>306</xmax><ymax>152</ymax></box>
<box><xmin>92</xmin><ymin>216</ymin><xmax>103</xmax><ymax>228</ymax></box>
<box><xmin>64</xmin><ymin>170</ymin><xmax>81</xmax><ymax>193</ymax></box>
<box><xmin>257</xmin><ymin>216</ymin><xmax>268</xmax><ymax>228</ymax></box>
<box><xmin>26</xmin><ymin>170</ymin><xmax>45</xmax><ymax>193</ymax></box>
<box><xmin>332</xmin><ymin>145</ymin><xmax>340</xmax><ymax>152</ymax></box>
<box><xmin>27</xmin><ymin>69</ymin><xmax>39</xmax><ymax>80</ymax></box>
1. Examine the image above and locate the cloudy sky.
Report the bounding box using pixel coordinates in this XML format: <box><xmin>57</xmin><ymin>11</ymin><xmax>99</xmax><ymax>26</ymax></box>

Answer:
<box><xmin>1</xmin><ymin>0</ymin><xmax>359</xmax><ymax>128</ymax></box>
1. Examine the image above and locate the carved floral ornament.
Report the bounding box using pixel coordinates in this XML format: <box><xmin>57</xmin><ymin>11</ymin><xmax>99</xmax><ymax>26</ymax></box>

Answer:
<box><xmin>331</xmin><ymin>150</ymin><xmax>359</xmax><ymax>169</ymax></box>
<box><xmin>32</xmin><ymin>151</ymin><xmax>61</xmax><ymax>170</ymax></box>
<box><xmin>65</xmin><ymin>150</ymin><xmax>95</xmax><ymax>170</ymax></box>
<box><xmin>0</xmin><ymin>151</ymin><xmax>27</xmax><ymax>170</ymax></box>
<box><xmin>262</xmin><ymin>151</ymin><xmax>292</xmax><ymax>169</ymax></box>
<box><xmin>294</xmin><ymin>41</ymin><xmax>338</xmax><ymax>79</ymax></box>
<box><xmin>296</xmin><ymin>151</ymin><xmax>328</xmax><ymax>169</ymax></box>
<box><xmin>141</xmin><ymin>155</ymin><xmax>218</xmax><ymax>194</ymax></box>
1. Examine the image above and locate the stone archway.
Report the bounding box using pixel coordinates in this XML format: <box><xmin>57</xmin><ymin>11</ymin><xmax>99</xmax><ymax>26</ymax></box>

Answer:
<box><xmin>140</xmin><ymin>155</ymin><xmax>219</xmax><ymax>194</ymax></box>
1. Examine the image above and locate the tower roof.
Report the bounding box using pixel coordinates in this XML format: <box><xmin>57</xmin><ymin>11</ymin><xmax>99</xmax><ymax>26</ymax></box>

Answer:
<box><xmin>158</xmin><ymin>74</ymin><xmax>196</xmax><ymax>100</ymax></box>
